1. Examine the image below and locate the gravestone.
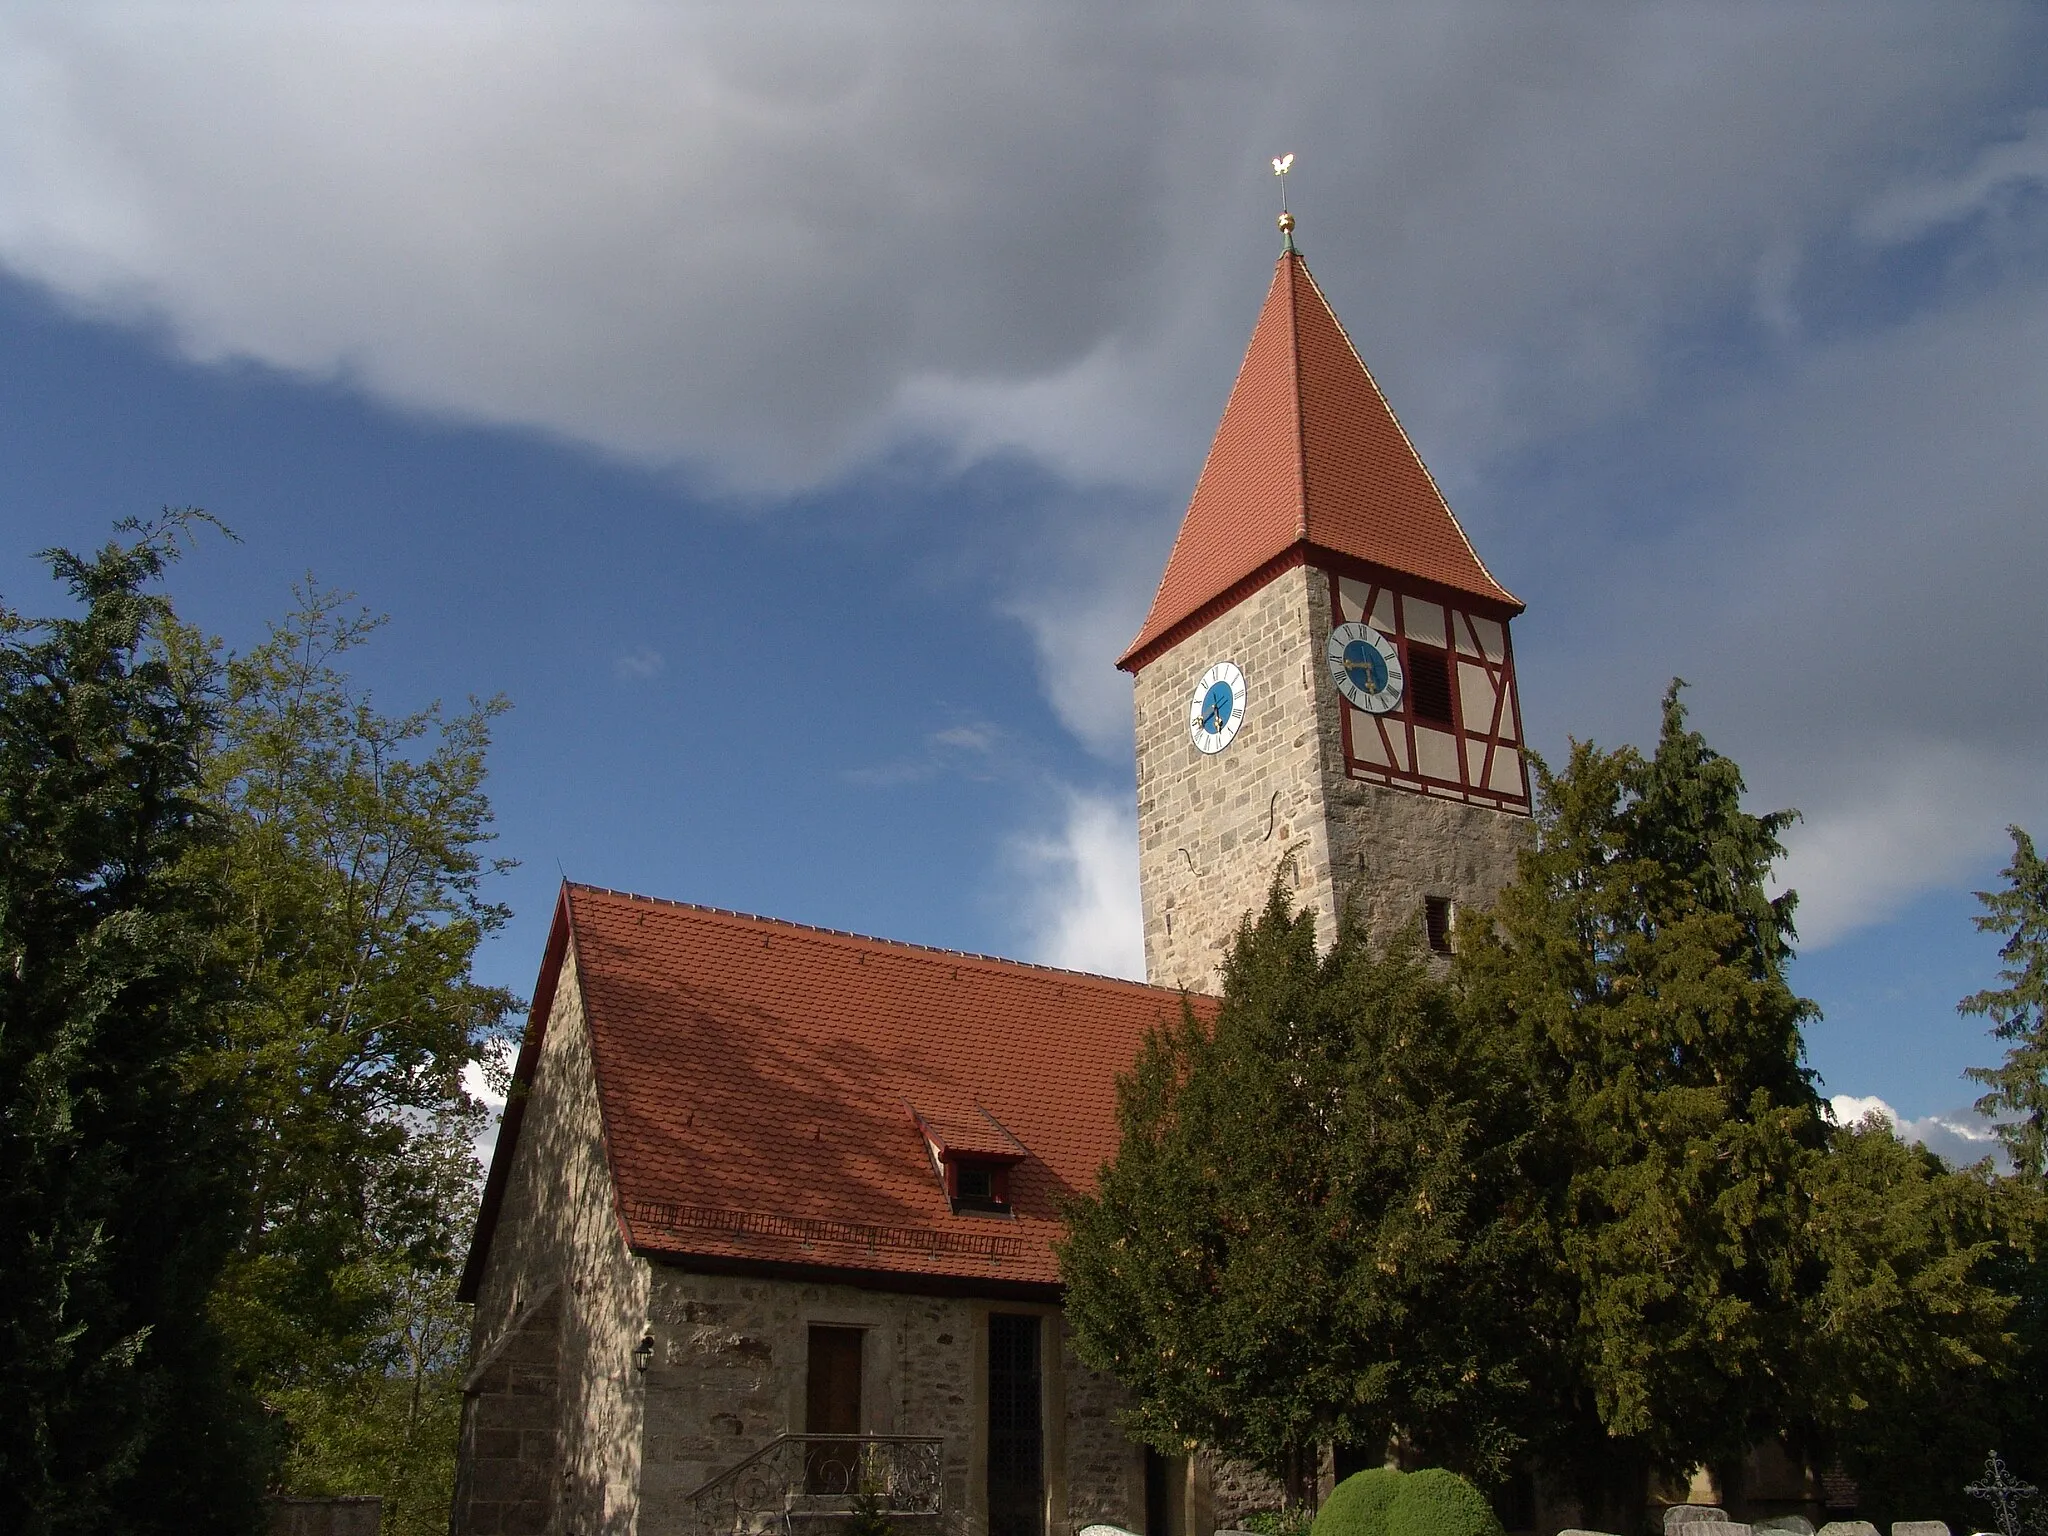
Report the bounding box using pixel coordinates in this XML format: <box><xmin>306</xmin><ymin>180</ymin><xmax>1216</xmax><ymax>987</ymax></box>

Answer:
<box><xmin>1668</xmin><ymin>1510</ymin><xmax>1733</xmax><ymax>1534</ymax></box>
<box><xmin>1819</xmin><ymin>1523</ymin><xmax>1879</xmax><ymax>1536</ymax></box>
<box><xmin>1894</xmin><ymin>1524</ymin><xmax>1951</xmax><ymax>1536</ymax></box>
<box><xmin>1758</xmin><ymin>1519</ymin><xmax>1815</xmax><ymax>1536</ymax></box>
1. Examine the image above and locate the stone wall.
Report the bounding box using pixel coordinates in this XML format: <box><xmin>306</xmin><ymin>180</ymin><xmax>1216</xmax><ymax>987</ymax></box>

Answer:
<box><xmin>457</xmin><ymin>947</ymin><xmax>653</xmax><ymax>1536</ymax></box>
<box><xmin>1133</xmin><ymin>563</ymin><xmax>1530</xmax><ymax>995</ymax></box>
<box><xmin>267</xmin><ymin>1496</ymin><xmax>383</xmax><ymax>1536</ymax></box>
<box><xmin>453</xmin><ymin>1288</ymin><xmax>561</xmax><ymax>1534</ymax></box>
<box><xmin>1135</xmin><ymin>565</ymin><xmax>1341</xmax><ymax>992</ymax></box>
<box><xmin>637</xmin><ymin>1269</ymin><xmax>1145</xmax><ymax>1536</ymax></box>
<box><xmin>1202</xmin><ymin>1454</ymin><xmax>1289</xmax><ymax>1531</ymax></box>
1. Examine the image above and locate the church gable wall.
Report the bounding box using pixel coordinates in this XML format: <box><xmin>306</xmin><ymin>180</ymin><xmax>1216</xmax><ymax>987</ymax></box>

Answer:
<box><xmin>638</xmin><ymin>1268</ymin><xmax>1142</xmax><ymax>1536</ymax></box>
<box><xmin>458</xmin><ymin>947</ymin><xmax>652</xmax><ymax>1535</ymax></box>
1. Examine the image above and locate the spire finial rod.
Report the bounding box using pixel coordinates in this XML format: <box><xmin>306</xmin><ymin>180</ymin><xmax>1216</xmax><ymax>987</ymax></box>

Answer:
<box><xmin>1271</xmin><ymin>153</ymin><xmax>1297</xmax><ymax>251</ymax></box>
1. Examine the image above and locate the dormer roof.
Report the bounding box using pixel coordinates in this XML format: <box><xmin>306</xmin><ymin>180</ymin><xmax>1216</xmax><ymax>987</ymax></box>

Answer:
<box><xmin>1118</xmin><ymin>249</ymin><xmax>1519</xmax><ymax>673</ymax></box>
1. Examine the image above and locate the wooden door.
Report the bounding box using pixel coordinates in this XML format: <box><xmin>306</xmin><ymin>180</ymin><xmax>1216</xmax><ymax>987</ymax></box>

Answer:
<box><xmin>806</xmin><ymin>1326</ymin><xmax>864</xmax><ymax>1494</ymax></box>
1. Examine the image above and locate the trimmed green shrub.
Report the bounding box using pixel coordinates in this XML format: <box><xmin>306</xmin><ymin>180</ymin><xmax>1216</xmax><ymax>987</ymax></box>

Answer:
<box><xmin>1386</xmin><ymin>1469</ymin><xmax>1502</xmax><ymax>1536</ymax></box>
<box><xmin>1313</xmin><ymin>1468</ymin><xmax>1407</xmax><ymax>1536</ymax></box>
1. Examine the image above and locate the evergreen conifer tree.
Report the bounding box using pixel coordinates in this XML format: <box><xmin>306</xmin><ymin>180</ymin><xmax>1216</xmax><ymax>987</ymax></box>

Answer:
<box><xmin>1962</xmin><ymin>827</ymin><xmax>2048</xmax><ymax>1179</ymax></box>
<box><xmin>1060</xmin><ymin>876</ymin><xmax>1535</xmax><ymax>1492</ymax></box>
<box><xmin>0</xmin><ymin>516</ymin><xmax>268</xmax><ymax>1533</ymax></box>
<box><xmin>1455</xmin><ymin>684</ymin><xmax>1824</xmax><ymax>1521</ymax></box>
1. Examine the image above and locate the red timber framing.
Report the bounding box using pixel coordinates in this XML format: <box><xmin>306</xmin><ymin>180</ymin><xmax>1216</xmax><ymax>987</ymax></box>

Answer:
<box><xmin>1327</xmin><ymin>562</ymin><xmax>1531</xmax><ymax>815</ymax></box>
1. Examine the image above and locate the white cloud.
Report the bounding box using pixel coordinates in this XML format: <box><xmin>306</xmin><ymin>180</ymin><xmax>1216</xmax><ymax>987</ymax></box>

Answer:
<box><xmin>461</xmin><ymin>1043</ymin><xmax>513</xmax><ymax>1174</ymax></box>
<box><xmin>998</xmin><ymin>509</ymin><xmax>1155</xmax><ymax>760</ymax></box>
<box><xmin>0</xmin><ymin>6</ymin><xmax>2034</xmax><ymax>494</ymax></box>
<box><xmin>1517</xmin><ymin>239</ymin><xmax>2048</xmax><ymax>950</ymax></box>
<box><xmin>1772</xmin><ymin>747</ymin><xmax>2029</xmax><ymax>948</ymax></box>
<box><xmin>1828</xmin><ymin>1093</ymin><xmax>2006</xmax><ymax>1172</ymax></box>
<box><xmin>932</xmin><ymin>724</ymin><xmax>996</xmax><ymax>753</ymax></box>
<box><xmin>1857</xmin><ymin>109</ymin><xmax>2048</xmax><ymax>245</ymax></box>
<box><xmin>1007</xmin><ymin>790</ymin><xmax>1144</xmax><ymax>980</ymax></box>
<box><xmin>613</xmin><ymin>646</ymin><xmax>665</xmax><ymax>681</ymax></box>
<box><xmin>845</xmin><ymin>721</ymin><xmax>1005</xmax><ymax>787</ymax></box>
<box><xmin>2</xmin><ymin>4</ymin><xmax>2046</xmax><ymax>952</ymax></box>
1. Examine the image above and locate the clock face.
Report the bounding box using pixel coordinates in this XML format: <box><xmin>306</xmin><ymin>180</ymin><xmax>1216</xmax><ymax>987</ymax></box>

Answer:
<box><xmin>1329</xmin><ymin>623</ymin><xmax>1405</xmax><ymax>713</ymax></box>
<box><xmin>1188</xmin><ymin>661</ymin><xmax>1247</xmax><ymax>754</ymax></box>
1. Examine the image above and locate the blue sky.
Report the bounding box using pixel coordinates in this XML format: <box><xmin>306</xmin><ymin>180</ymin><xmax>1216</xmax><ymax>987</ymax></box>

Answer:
<box><xmin>3</xmin><ymin>6</ymin><xmax>2045</xmax><ymax>1163</ymax></box>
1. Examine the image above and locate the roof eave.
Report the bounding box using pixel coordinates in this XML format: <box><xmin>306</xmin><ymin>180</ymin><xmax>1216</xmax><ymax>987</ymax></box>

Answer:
<box><xmin>1116</xmin><ymin>540</ymin><xmax>1523</xmax><ymax>675</ymax></box>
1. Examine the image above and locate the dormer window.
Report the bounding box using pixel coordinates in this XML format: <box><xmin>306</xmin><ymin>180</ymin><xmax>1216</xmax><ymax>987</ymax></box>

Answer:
<box><xmin>906</xmin><ymin>1102</ymin><xmax>1027</xmax><ymax>1217</ymax></box>
<box><xmin>951</xmin><ymin>1159</ymin><xmax>1008</xmax><ymax>1212</ymax></box>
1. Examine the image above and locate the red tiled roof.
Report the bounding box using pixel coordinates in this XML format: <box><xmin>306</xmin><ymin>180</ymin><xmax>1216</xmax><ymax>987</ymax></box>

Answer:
<box><xmin>468</xmin><ymin>885</ymin><xmax>1208</xmax><ymax>1295</ymax></box>
<box><xmin>908</xmin><ymin>1104</ymin><xmax>1026</xmax><ymax>1162</ymax></box>
<box><xmin>1119</xmin><ymin>250</ymin><xmax>1518</xmax><ymax>672</ymax></box>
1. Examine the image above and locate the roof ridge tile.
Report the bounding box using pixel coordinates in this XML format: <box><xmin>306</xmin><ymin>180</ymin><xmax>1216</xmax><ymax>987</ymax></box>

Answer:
<box><xmin>562</xmin><ymin>881</ymin><xmax>1179</xmax><ymax>992</ymax></box>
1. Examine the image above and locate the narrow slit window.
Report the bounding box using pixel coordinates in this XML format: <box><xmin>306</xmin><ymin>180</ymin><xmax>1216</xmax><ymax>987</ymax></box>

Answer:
<box><xmin>1425</xmin><ymin>896</ymin><xmax>1454</xmax><ymax>955</ymax></box>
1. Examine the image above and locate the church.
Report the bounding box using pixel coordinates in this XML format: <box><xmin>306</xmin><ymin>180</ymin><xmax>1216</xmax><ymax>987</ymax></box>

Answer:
<box><xmin>450</xmin><ymin>222</ymin><xmax>1533</xmax><ymax>1536</ymax></box>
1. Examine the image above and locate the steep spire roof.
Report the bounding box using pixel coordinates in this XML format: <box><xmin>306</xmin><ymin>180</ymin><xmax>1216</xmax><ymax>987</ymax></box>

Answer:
<box><xmin>1118</xmin><ymin>250</ymin><xmax>1518</xmax><ymax>672</ymax></box>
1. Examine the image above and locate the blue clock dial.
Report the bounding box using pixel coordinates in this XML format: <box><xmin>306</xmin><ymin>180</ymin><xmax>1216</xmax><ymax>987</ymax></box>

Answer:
<box><xmin>1188</xmin><ymin>661</ymin><xmax>1248</xmax><ymax>754</ymax></box>
<box><xmin>1341</xmin><ymin>641</ymin><xmax>1388</xmax><ymax>696</ymax></box>
<box><xmin>1199</xmin><ymin>682</ymin><xmax>1233</xmax><ymax>734</ymax></box>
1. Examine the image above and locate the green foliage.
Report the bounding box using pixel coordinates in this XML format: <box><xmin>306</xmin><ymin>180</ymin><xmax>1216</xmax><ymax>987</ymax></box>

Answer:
<box><xmin>847</xmin><ymin>1486</ymin><xmax>894</xmax><ymax>1536</ymax></box>
<box><xmin>1312</xmin><ymin>1468</ymin><xmax>1406</xmax><ymax>1536</ymax></box>
<box><xmin>0</xmin><ymin>515</ymin><xmax>268</xmax><ymax>1533</ymax></box>
<box><xmin>269</xmin><ymin>1268</ymin><xmax>472</xmax><ymax>1535</ymax></box>
<box><xmin>1386</xmin><ymin>1469</ymin><xmax>1502</xmax><ymax>1536</ymax></box>
<box><xmin>1963</xmin><ymin>827</ymin><xmax>2048</xmax><ymax>1179</ymax></box>
<box><xmin>196</xmin><ymin>587</ymin><xmax>515</xmax><ymax>1505</ymax></box>
<box><xmin>0</xmin><ymin>531</ymin><xmax>512</xmax><ymax>1526</ymax></box>
<box><xmin>1795</xmin><ymin>1113</ymin><xmax>2030</xmax><ymax>1529</ymax></box>
<box><xmin>269</xmin><ymin>1270</ymin><xmax>468</xmax><ymax>1536</ymax></box>
<box><xmin>1456</xmin><ymin>684</ymin><xmax>1827</xmax><ymax>1510</ymax></box>
<box><xmin>1060</xmin><ymin>876</ymin><xmax>1538</xmax><ymax>1482</ymax></box>
<box><xmin>1073</xmin><ymin>682</ymin><xmax>2026</xmax><ymax>1529</ymax></box>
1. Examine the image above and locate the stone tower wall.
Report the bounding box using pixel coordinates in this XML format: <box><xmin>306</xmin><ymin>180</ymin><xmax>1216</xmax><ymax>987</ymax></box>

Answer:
<box><xmin>1133</xmin><ymin>563</ymin><xmax>1530</xmax><ymax>992</ymax></box>
<box><xmin>1134</xmin><ymin>565</ymin><xmax>1339</xmax><ymax>993</ymax></box>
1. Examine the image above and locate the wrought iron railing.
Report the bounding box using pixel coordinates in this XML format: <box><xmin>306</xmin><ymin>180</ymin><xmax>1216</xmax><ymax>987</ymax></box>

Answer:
<box><xmin>685</xmin><ymin>1434</ymin><xmax>945</xmax><ymax>1536</ymax></box>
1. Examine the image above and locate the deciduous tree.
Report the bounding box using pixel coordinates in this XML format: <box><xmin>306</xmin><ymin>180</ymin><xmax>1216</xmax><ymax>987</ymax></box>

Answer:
<box><xmin>197</xmin><ymin>587</ymin><xmax>516</xmax><ymax>1528</ymax></box>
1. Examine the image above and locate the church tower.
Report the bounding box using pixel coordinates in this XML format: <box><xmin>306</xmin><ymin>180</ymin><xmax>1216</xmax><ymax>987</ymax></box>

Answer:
<box><xmin>1120</xmin><ymin>236</ymin><xmax>1532</xmax><ymax>993</ymax></box>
